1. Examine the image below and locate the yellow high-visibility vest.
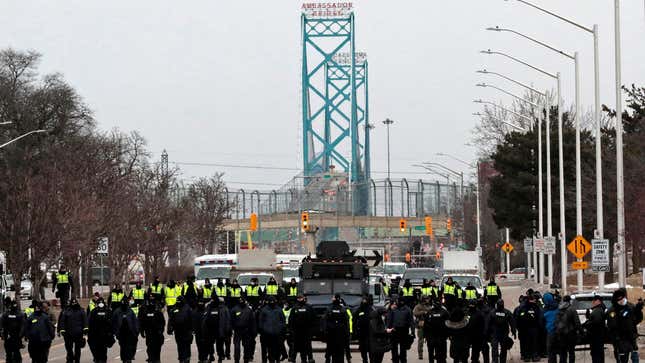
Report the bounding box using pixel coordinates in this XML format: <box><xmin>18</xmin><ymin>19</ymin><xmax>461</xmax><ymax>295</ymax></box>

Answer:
<box><xmin>486</xmin><ymin>285</ymin><xmax>498</xmax><ymax>296</ymax></box>
<box><xmin>216</xmin><ymin>286</ymin><xmax>228</xmax><ymax>297</ymax></box>
<box><xmin>246</xmin><ymin>285</ymin><xmax>260</xmax><ymax>297</ymax></box>
<box><xmin>111</xmin><ymin>292</ymin><xmax>124</xmax><ymax>303</ymax></box>
<box><xmin>165</xmin><ymin>286</ymin><xmax>178</xmax><ymax>306</ymax></box>
<box><xmin>24</xmin><ymin>307</ymin><xmax>34</xmax><ymax>317</ymax></box>
<box><xmin>465</xmin><ymin>289</ymin><xmax>478</xmax><ymax>300</ymax></box>
<box><xmin>132</xmin><ymin>306</ymin><xmax>139</xmax><ymax>316</ymax></box>
<box><xmin>383</xmin><ymin>285</ymin><xmax>390</xmax><ymax>295</ymax></box>
<box><xmin>402</xmin><ymin>287</ymin><xmax>415</xmax><ymax>297</ymax></box>
<box><xmin>431</xmin><ymin>287</ymin><xmax>439</xmax><ymax>296</ymax></box>
<box><xmin>182</xmin><ymin>283</ymin><xmax>197</xmax><ymax>296</ymax></box>
<box><xmin>203</xmin><ymin>287</ymin><xmax>213</xmax><ymax>299</ymax></box>
<box><xmin>288</xmin><ymin>286</ymin><xmax>298</xmax><ymax>297</ymax></box>
<box><xmin>229</xmin><ymin>287</ymin><xmax>242</xmax><ymax>298</ymax></box>
<box><xmin>421</xmin><ymin>287</ymin><xmax>432</xmax><ymax>296</ymax></box>
<box><xmin>346</xmin><ymin>308</ymin><xmax>353</xmax><ymax>334</ymax></box>
<box><xmin>88</xmin><ymin>301</ymin><xmax>96</xmax><ymax>312</ymax></box>
<box><xmin>265</xmin><ymin>284</ymin><xmax>278</xmax><ymax>296</ymax></box>
<box><xmin>132</xmin><ymin>288</ymin><xmax>145</xmax><ymax>300</ymax></box>
<box><xmin>283</xmin><ymin>308</ymin><xmax>291</xmax><ymax>324</ymax></box>
<box><xmin>57</xmin><ymin>273</ymin><xmax>69</xmax><ymax>284</ymax></box>
<box><xmin>150</xmin><ymin>284</ymin><xmax>163</xmax><ymax>294</ymax></box>
<box><xmin>443</xmin><ymin>285</ymin><xmax>456</xmax><ymax>296</ymax></box>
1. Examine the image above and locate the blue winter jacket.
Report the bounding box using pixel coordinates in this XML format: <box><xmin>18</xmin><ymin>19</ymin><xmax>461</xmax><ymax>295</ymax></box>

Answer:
<box><xmin>542</xmin><ymin>293</ymin><xmax>559</xmax><ymax>335</ymax></box>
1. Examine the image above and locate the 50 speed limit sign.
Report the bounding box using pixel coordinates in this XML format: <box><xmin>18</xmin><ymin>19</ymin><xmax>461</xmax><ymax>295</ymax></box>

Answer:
<box><xmin>97</xmin><ymin>237</ymin><xmax>109</xmax><ymax>256</ymax></box>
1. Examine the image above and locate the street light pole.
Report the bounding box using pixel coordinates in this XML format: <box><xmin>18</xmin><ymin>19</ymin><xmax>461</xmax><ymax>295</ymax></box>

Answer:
<box><xmin>506</xmin><ymin>0</ymin><xmax>606</xmax><ymax>292</ymax></box>
<box><xmin>557</xmin><ymin>73</ymin><xmax>567</xmax><ymax>293</ymax></box>
<box><xmin>0</xmin><ymin>129</ymin><xmax>49</xmax><ymax>149</ymax></box>
<box><xmin>383</xmin><ymin>119</ymin><xmax>394</xmax><ymax>180</ymax></box>
<box><xmin>614</xmin><ymin>0</ymin><xmax>627</xmax><ymax>288</ymax></box>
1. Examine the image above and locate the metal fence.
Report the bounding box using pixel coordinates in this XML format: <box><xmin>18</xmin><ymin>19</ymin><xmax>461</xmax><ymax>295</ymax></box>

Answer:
<box><xmin>225</xmin><ymin>176</ymin><xmax>471</xmax><ymax>219</ymax></box>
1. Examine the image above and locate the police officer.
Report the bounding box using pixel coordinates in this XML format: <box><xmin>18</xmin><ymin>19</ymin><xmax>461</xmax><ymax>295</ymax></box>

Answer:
<box><xmin>281</xmin><ymin>301</ymin><xmax>292</xmax><ymax>362</ymax></box>
<box><xmin>264</xmin><ymin>277</ymin><xmax>281</xmax><ymax>302</ymax></box>
<box><xmin>112</xmin><ymin>296</ymin><xmax>139</xmax><ymax>363</ymax></box>
<box><xmin>586</xmin><ymin>295</ymin><xmax>606</xmax><ymax>363</ymax></box>
<box><xmin>464</xmin><ymin>282</ymin><xmax>479</xmax><ymax>301</ymax></box>
<box><xmin>130</xmin><ymin>281</ymin><xmax>146</xmax><ymax>307</ymax></box>
<box><xmin>165</xmin><ymin>280</ymin><xmax>179</xmax><ymax>312</ymax></box>
<box><xmin>24</xmin><ymin>299</ymin><xmax>37</xmax><ymax>318</ymax></box>
<box><xmin>53</xmin><ymin>265</ymin><xmax>73</xmax><ymax>309</ymax></box>
<box><xmin>168</xmin><ymin>295</ymin><xmax>194</xmax><ymax>363</ymax></box>
<box><xmin>369</xmin><ymin>307</ymin><xmax>391</xmax><ymax>363</ymax></box>
<box><xmin>1</xmin><ymin>297</ymin><xmax>26</xmax><ymax>363</ymax></box>
<box><xmin>378</xmin><ymin>277</ymin><xmax>390</xmax><ymax>298</ymax></box>
<box><xmin>515</xmin><ymin>293</ymin><xmax>541</xmax><ymax>362</ymax></box>
<box><xmin>423</xmin><ymin>298</ymin><xmax>449</xmax><ymax>363</ymax></box>
<box><xmin>201</xmin><ymin>278</ymin><xmax>214</xmax><ymax>304</ymax></box>
<box><xmin>488</xmin><ymin>299</ymin><xmax>515</xmax><ymax>363</ymax></box>
<box><xmin>244</xmin><ymin>278</ymin><xmax>261</xmax><ymax>310</ymax></box>
<box><xmin>467</xmin><ymin>299</ymin><xmax>489</xmax><ymax>363</ymax></box>
<box><xmin>215</xmin><ymin>280</ymin><xmax>228</xmax><ymax>306</ymax></box>
<box><xmin>182</xmin><ymin>275</ymin><xmax>200</xmax><ymax>308</ymax></box>
<box><xmin>139</xmin><ymin>296</ymin><xmax>165</xmax><ymax>363</ymax></box>
<box><xmin>204</xmin><ymin>295</ymin><xmax>231</xmax><ymax>363</ymax></box>
<box><xmin>58</xmin><ymin>297</ymin><xmax>88</xmax><ymax>363</ymax></box>
<box><xmin>108</xmin><ymin>284</ymin><xmax>125</xmax><ymax>311</ymax></box>
<box><xmin>354</xmin><ymin>296</ymin><xmax>374</xmax><ymax>363</ymax></box>
<box><xmin>259</xmin><ymin>296</ymin><xmax>286</xmax><ymax>363</ymax></box>
<box><xmin>420</xmin><ymin>279</ymin><xmax>432</xmax><ymax>298</ymax></box>
<box><xmin>429</xmin><ymin>280</ymin><xmax>441</xmax><ymax>300</ymax></box>
<box><xmin>285</xmin><ymin>278</ymin><xmax>299</xmax><ymax>305</ymax></box>
<box><xmin>87</xmin><ymin>292</ymin><xmax>100</xmax><ymax>315</ymax></box>
<box><xmin>445</xmin><ymin>309</ymin><xmax>470</xmax><ymax>363</ymax></box>
<box><xmin>323</xmin><ymin>294</ymin><xmax>351</xmax><ymax>363</ymax></box>
<box><xmin>484</xmin><ymin>278</ymin><xmax>501</xmax><ymax>306</ymax></box>
<box><xmin>412</xmin><ymin>295</ymin><xmax>431</xmax><ymax>360</ymax></box>
<box><xmin>193</xmin><ymin>300</ymin><xmax>211</xmax><ymax>363</ymax></box>
<box><xmin>88</xmin><ymin>297</ymin><xmax>113</xmax><ymax>363</ymax></box>
<box><xmin>387</xmin><ymin>298</ymin><xmax>414</xmax><ymax>363</ymax></box>
<box><xmin>25</xmin><ymin>300</ymin><xmax>55</xmax><ymax>363</ymax></box>
<box><xmin>148</xmin><ymin>276</ymin><xmax>165</xmax><ymax>308</ymax></box>
<box><xmin>288</xmin><ymin>294</ymin><xmax>315</xmax><ymax>363</ymax></box>
<box><xmin>554</xmin><ymin>295</ymin><xmax>580</xmax><ymax>363</ymax></box>
<box><xmin>607</xmin><ymin>288</ymin><xmax>643</xmax><ymax>363</ymax></box>
<box><xmin>231</xmin><ymin>298</ymin><xmax>257</xmax><ymax>363</ymax></box>
<box><xmin>442</xmin><ymin>277</ymin><xmax>458</xmax><ymax>312</ymax></box>
<box><xmin>399</xmin><ymin>279</ymin><xmax>416</xmax><ymax>308</ymax></box>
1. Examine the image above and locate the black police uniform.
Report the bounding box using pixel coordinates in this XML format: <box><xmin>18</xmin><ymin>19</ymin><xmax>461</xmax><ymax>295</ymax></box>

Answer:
<box><xmin>587</xmin><ymin>301</ymin><xmax>607</xmax><ymax>363</ymax></box>
<box><xmin>111</xmin><ymin>302</ymin><xmax>139</xmax><ymax>363</ymax></box>
<box><xmin>258</xmin><ymin>301</ymin><xmax>286</xmax><ymax>363</ymax></box>
<box><xmin>26</xmin><ymin>308</ymin><xmax>56</xmax><ymax>363</ymax></box>
<box><xmin>353</xmin><ymin>302</ymin><xmax>374</xmax><ymax>363</ymax></box>
<box><xmin>423</xmin><ymin>303</ymin><xmax>449</xmax><ymax>363</ymax></box>
<box><xmin>203</xmin><ymin>298</ymin><xmax>232</xmax><ymax>363</ymax></box>
<box><xmin>387</xmin><ymin>302</ymin><xmax>414</xmax><ymax>363</ymax></box>
<box><xmin>323</xmin><ymin>301</ymin><xmax>351</xmax><ymax>363</ymax></box>
<box><xmin>288</xmin><ymin>299</ymin><xmax>315</xmax><ymax>363</ymax></box>
<box><xmin>231</xmin><ymin>301</ymin><xmax>257</xmax><ymax>363</ymax></box>
<box><xmin>139</xmin><ymin>301</ymin><xmax>165</xmax><ymax>363</ymax></box>
<box><xmin>468</xmin><ymin>301</ymin><xmax>490</xmax><ymax>363</ymax></box>
<box><xmin>1</xmin><ymin>302</ymin><xmax>26</xmax><ymax>363</ymax></box>
<box><xmin>515</xmin><ymin>300</ymin><xmax>542</xmax><ymax>361</ymax></box>
<box><xmin>58</xmin><ymin>301</ymin><xmax>88</xmax><ymax>363</ymax></box>
<box><xmin>488</xmin><ymin>303</ymin><xmax>515</xmax><ymax>363</ymax></box>
<box><xmin>169</xmin><ymin>299</ymin><xmax>194</xmax><ymax>363</ymax></box>
<box><xmin>88</xmin><ymin>301</ymin><xmax>113</xmax><ymax>363</ymax></box>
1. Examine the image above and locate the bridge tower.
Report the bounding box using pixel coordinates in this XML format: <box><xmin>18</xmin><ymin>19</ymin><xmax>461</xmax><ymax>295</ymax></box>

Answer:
<box><xmin>301</xmin><ymin>5</ymin><xmax>371</xmax><ymax>193</ymax></box>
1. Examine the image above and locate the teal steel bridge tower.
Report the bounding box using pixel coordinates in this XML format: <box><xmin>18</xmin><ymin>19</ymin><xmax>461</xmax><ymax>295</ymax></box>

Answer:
<box><xmin>301</xmin><ymin>8</ymin><xmax>371</xmax><ymax>213</ymax></box>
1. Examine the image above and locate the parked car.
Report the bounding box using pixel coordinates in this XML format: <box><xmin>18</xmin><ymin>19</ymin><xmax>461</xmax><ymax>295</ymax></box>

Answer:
<box><xmin>496</xmin><ymin>267</ymin><xmax>534</xmax><ymax>280</ymax></box>
<box><xmin>570</xmin><ymin>292</ymin><xmax>613</xmax><ymax>324</ymax></box>
<box><xmin>5</xmin><ymin>274</ymin><xmax>33</xmax><ymax>300</ymax></box>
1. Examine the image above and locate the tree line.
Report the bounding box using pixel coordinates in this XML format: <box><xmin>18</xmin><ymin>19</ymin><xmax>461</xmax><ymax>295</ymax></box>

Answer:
<box><xmin>0</xmin><ymin>48</ymin><xmax>230</xmax><ymax>297</ymax></box>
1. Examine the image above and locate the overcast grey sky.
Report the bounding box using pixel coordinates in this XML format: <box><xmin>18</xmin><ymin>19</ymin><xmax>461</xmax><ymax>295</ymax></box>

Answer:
<box><xmin>2</xmin><ymin>1</ymin><xmax>644</xmax><ymax>189</ymax></box>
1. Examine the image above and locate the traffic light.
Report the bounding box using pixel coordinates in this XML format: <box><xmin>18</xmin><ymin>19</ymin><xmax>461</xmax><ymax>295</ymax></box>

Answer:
<box><xmin>446</xmin><ymin>218</ymin><xmax>452</xmax><ymax>232</ymax></box>
<box><xmin>405</xmin><ymin>252</ymin><xmax>411</xmax><ymax>263</ymax></box>
<box><xmin>301</xmin><ymin>212</ymin><xmax>309</xmax><ymax>231</ymax></box>
<box><xmin>435</xmin><ymin>251</ymin><xmax>441</xmax><ymax>260</ymax></box>
<box><xmin>424</xmin><ymin>216</ymin><xmax>433</xmax><ymax>236</ymax></box>
<box><xmin>250</xmin><ymin>213</ymin><xmax>258</xmax><ymax>231</ymax></box>
<box><xmin>399</xmin><ymin>218</ymin><xmax>407</xmax><ymax>233</ymax></box>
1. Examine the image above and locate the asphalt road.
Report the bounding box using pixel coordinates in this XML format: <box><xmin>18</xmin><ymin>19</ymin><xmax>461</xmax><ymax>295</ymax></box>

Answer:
<box><xmin>0</xmin><ymin>285</ymin><xmax>635</xmax><ymax>362</ymax></box>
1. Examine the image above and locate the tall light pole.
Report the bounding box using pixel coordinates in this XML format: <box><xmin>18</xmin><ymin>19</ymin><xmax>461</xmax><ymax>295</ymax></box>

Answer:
<box><xmin>505</xmin><ymin>0</ymin><xmax>606</xmax><ymax>290</ymax></box>
<box><xmin>477</xmin><ymin>70</ymin><xmax>546</xmax><ymax>284</ymax></box>
<box><xmin>382</xmin><ymin>118</ymin><xmax>394</xmax><ymax>180</ymax></box>
<box><xmin>614</xmin><ymin>0</ymin><xmax>627</xmax><ymax>287</ymax></box>
<box><xmin>480</xmin><ymin>49</ymin><xmax>560</xmax><ymax>289</ymax></box>
<box><xmin>487</xmin><ymin>26</ymin><xmax>582</xmax><ymax>291</ymax></box>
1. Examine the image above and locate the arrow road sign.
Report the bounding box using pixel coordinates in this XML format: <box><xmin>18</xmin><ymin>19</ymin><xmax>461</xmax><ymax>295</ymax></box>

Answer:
<box><xmin>501</xmin><ymin>242</ymin><xmax>513</xmax><ymax>254</ymax></box>
<box><xmin>567</xmin><ymin>235</ymin><xmax>591</xmax><ymax>259</ymax></box>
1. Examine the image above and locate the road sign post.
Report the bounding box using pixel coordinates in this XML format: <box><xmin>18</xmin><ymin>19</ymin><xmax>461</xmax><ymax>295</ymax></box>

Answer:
<box><xmin>97</xmin><ymin>237</ymin><xmax>109</xmax><ymax>290</ymax></box>
<box><xmin>524</xmin><ymin>238</ymin><xmax>533</xmax><ymax>279</ymax></box>
<box><xmin>568</xmin><ymin>235</ymin><xmax>592</xmax><ymax>289</ymax></box>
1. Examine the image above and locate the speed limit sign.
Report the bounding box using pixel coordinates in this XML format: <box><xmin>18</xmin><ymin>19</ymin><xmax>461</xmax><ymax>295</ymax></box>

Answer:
<box><xmin>97</xmin><ymin>237</ymin><xmax>109</xmax><ymax>256</ymax></box>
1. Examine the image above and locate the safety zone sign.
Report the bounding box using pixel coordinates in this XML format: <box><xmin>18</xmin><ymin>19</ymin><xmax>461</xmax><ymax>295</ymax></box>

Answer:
<box><xmin>567</xmin><ymin>235</ymin><xmax>591</xmax><ymax>259</ymax></box>
<box><xmin>501</xmin><ymin>242</ymin><xmax>513</xmax><ymax>254</ymax></box>
<box><xmin>591</xmin><ymin>239</ymin><xmax>610</xmax><ymax>272</ymax></box>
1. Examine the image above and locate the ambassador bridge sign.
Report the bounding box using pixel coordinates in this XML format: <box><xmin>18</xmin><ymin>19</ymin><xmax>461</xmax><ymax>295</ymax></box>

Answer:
<box><xmin>302</xmin><ymin>2</ymin><xmax>353</xmax><ymax>17</ymax></box>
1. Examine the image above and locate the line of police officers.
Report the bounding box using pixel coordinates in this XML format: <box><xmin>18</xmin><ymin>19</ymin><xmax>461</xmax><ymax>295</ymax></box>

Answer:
<box><xmin>2</xmin><ymin>271</ymin><xmax>642</xmax><ymax>363</ymax></box>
